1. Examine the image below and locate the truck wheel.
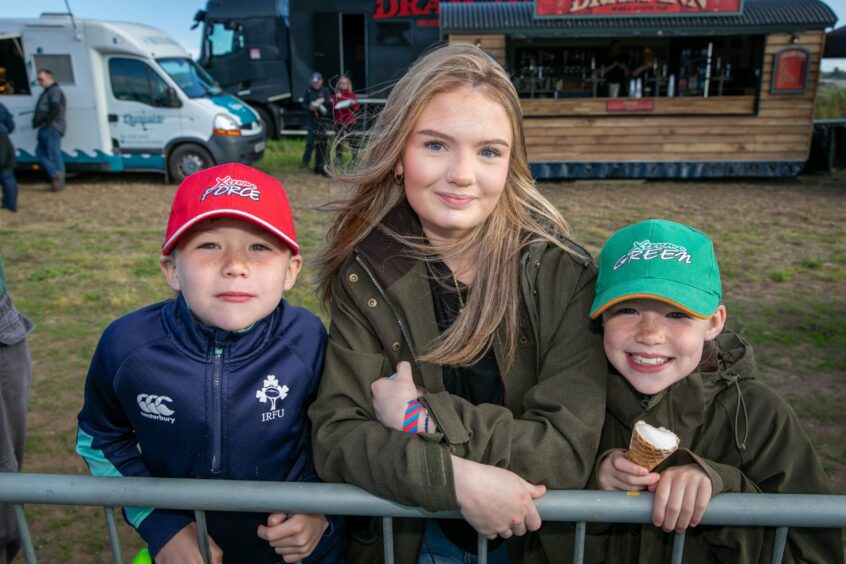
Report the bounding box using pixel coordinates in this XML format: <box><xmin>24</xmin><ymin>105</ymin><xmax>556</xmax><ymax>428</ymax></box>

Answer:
<box><xmin>168</xmin><ymin>144</ymin><xmax>214</xmax><ymax>183</ymax></box>
<box><xmin>255</xmin><ymin>107</ymin><xmax>278</xmax><ymax>139</ymax></box>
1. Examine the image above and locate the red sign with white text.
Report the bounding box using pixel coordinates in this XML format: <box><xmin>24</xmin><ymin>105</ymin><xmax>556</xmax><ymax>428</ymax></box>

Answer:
<box><xmin>772</xmin><ymin>48</ymin><xmax>809</xmax><ymax>93</ymax></box>
<box><xmin>536</xmin><ymin>0</ymin><xmax>742</xmax><ymax>17</ymax></box>
<box><xmin>607</xmin><ymin>99</ymin><xmax>655</xmax><ymax>112</ymax></box>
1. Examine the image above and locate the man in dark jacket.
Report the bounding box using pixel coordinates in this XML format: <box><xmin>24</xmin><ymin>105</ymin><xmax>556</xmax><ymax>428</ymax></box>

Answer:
<box><xmin>32</xmin><ymin>69</ymin><xmax>66</xmax><ymax>192</ymax></box>
<box><xmin>300</xmin><ymin>72</ymin><xmax>332</xmax><ymax>176</ymax></box>
<box><xmin>0</xmin><ymin>101</ymin><xmax>17</xmax><ymax>212</ymax></box>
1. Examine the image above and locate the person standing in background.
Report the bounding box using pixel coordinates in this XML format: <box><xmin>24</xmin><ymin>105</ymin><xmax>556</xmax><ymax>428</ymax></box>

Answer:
<box><xmin>0</xmin><ymin>253</ymin><xmax>35</xmax><ymax>564</ymax></box>
<box><xmin>300</xmin><ymin>72</ymin><xmax>332</xmax><ymax>177</ymax></box>
<box><xmin>602</xmin><ymin>40</ymin><xmax>630</xmax><ymax>98</ymax></box>
<box><xmin>0</xmin><ymin>101</ymin><xmax>17</xmax><ymax>212</ymax></box>
<box><xmin>32</xmin><ymin>69</ymin><xmax>66</xmax><ymax>192</ymax></box>
<box><xmin>631</xmin><ymin>48</ymin><xmax>661</xmax><ymax>97</ymax></box>
<box><xmin>331</xmin><ymin>76</ymin><xmax>360</xmax><ymax>164</ymax></box>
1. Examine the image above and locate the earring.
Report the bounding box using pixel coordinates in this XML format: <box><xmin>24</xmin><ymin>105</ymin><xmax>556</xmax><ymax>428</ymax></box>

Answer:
<box><xmin>394</xmin><ymin>172</ymin><xmax>404</xmax><ymax>186</ymax></box>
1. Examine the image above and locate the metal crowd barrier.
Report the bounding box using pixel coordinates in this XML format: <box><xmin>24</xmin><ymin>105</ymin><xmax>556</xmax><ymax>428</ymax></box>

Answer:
<box><xmin>1</xmin><ymin>473</ymin><xmax>844</xmax><ymax>564</ymax></box>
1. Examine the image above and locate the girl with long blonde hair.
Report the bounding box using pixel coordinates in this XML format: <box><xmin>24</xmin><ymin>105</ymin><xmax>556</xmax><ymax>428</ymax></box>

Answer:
<box><xmin>310</xmin><ymin>43</ymin><xmax>606</xmax><ymax>563</ymax></box>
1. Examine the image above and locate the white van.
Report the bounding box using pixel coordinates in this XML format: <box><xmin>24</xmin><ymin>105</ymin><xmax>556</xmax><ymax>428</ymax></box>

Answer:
<box><xmin>0</xmin><ymin>14</ymin><xmax>265</xmax><ymax>182</ymax></box>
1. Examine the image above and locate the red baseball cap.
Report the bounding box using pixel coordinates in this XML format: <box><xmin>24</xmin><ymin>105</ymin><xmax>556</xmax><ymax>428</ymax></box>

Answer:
<box><xmin>162</xmin><ymin>163</ymin><xmax>298</xmax><ymax>255</ymax></box>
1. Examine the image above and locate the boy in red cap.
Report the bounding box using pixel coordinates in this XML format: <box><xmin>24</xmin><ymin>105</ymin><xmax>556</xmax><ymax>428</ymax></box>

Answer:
<box><xmin>76</xmin><ymin>164</ymin><xmax>343</xmax><ymax>563</ymax></box>
<box><xmin>583</xmin><ymin>219</ymin><xmax>841</xmax><ymax>563</ymax></box>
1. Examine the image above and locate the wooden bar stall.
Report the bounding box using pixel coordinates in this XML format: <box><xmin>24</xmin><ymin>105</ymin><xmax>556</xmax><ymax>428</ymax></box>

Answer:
<box><xmin>442</xmin><ymin>0</ymin><xmax>837</xmax><ymax>179</ymax></box>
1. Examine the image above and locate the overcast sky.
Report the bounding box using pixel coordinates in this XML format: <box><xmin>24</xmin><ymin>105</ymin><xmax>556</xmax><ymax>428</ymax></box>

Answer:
<box><xmin>5</xmin><ymin>0</ymin><xmax>846</xmax><ymax>70</ymax></box>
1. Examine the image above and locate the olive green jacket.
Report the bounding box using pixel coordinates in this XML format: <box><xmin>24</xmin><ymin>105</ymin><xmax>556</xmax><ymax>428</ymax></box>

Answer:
<box><xmin>309</xmin><ymin>203</ymin><xmax>607</xmax><ymax>563</ymax></box>
<box><xmin>581</xmin><ymin>332</ymin><xmax>844</xmax><ymax>563</ymax></box>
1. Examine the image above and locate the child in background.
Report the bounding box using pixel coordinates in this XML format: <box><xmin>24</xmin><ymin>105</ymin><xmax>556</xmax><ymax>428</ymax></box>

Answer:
<box><xmin>77</xmin><ymin>163</ymin><xmax>343</xmax><ymax>563</ymax></box>
<box><xmin>331</xmin><ymin>75</ymin><xmax>360</xmax><ymax>163</ymax></box>
<box><xmin>588</xmin><ymin>219</ymin><xmax>842</xmax><ymax>563</ymax></box>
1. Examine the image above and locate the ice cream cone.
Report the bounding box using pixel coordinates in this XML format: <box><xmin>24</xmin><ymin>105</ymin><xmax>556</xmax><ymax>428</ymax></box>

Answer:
<box><xmin>626</xmin><ymin>421</ymin><xmax>679</xmax><ymax>470</ymax></box>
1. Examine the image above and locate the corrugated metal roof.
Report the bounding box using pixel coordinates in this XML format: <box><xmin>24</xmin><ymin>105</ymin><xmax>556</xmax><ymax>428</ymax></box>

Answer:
<box><xmin>440</xmin><ymin>0</ymin><xmax>837</xmax><ymax>35</ymax></box>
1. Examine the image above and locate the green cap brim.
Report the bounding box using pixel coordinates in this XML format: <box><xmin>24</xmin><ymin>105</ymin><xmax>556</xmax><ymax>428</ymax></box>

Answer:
<box><xmin>590</xmin><ymin>277</ymin><xmax>720</xmax><ymax>320</ymax></box>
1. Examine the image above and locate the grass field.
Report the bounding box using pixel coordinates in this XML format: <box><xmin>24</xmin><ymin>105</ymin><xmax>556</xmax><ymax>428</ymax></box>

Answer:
<box><xmin>1</xmin><ymin>144</ymin><xmax>845</xmax><ymax>562</ymax></box>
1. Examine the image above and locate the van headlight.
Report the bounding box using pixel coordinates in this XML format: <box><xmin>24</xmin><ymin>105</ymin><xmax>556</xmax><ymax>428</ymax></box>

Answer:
<box><xmin>213</xmin><ymin>114</ymin><xmax>241</xmax><ymax>136</ymax></box>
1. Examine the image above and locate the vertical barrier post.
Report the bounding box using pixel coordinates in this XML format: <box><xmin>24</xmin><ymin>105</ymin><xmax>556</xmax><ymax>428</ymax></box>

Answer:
<box><xmin>770</xmin><ymin>527</ymin><xmax>788</xmax><ymax>564</ymax></box>
<box><xmin>14</xmin><ymin>504</ymin><xmax>37</xmax><ymax>564</ymax></box>
<box><xmin>670</xmin><ymin>530</ymin><xmax>686</xmax><ymax>564</ymax></box>
<box><xmin>382</xmin><ymin>517</ymin><xmax>394</xmax><ymax>564</ymax></box>
<box><xmin>573</xmin><ymin>521</ymin><xmax>586</xmax><ymax>564</ymax></box>
<box><xmin>194</xmin><ymin>510</ymin><xmax>210</xmax><ymax>564</ymax></box>
<box><xmin>476</xmin><ymin>533</ymin><xmax>488</xmax><ymax>564</ymax></box>
<box><xmin>102</xmin><ymin>506</ymin><xmax>124</xmax><ymax>564</ymax></box>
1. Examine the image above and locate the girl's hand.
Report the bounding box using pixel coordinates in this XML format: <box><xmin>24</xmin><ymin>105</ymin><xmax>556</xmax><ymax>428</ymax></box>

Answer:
<box><xmin>155</xmin><ymin>523</ymin><xmax>223</xmax><ymax>564</ymax></box>
<box><xmin>257</xmin><ymin>513</ymin><xmax>329</xmax><ymax>563</ymax></box>
<box><xmin>451</xmin><ymin>456</ymin><xmax>546</xmax><ymax>539</ymax></box>
<box><xmin>596</xmin><ymin>450</ymin><xmax>661</xmax><ymax>491</ymax></box>
<box><xmin>371</xmin><ymin>361</ymin><xmax>420</xmax><ymax>431</ymax></box>
<box><xmin>648</xmin><ymin>464</ymin><xmax>713</xmax><ymax>532</ymax></box>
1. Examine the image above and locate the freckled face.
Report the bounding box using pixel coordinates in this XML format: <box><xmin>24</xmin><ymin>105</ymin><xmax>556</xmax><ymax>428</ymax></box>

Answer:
<box><xmin>396</xmin><ymin>86</ymin><xmax>512</xmax><ymax>244</ymax></box>
<box><xmin>602</xmin><ymin>299</ymin><xmax>726</xmax><ymax>395</ymax></box>
<box><xmin>159</xmin><ymin>218</ymin><xmax>301</xmax><ymax>331</ymax></box>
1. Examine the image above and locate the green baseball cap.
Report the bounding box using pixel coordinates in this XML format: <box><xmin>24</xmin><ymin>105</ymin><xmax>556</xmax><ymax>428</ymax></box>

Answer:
<box><xmin>590</xmin><ymin>219</ymin><xmax>722</xmax><ymax>319</ymax></box>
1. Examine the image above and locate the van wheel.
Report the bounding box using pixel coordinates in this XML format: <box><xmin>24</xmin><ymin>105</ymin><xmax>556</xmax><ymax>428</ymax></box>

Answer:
<box><xmin>255</xmin><ymin>107</ymin><xmax>277</xmax><ymax>139</ymax></box>
<box><xmin>168</xmin><ymin>144</ymin><xmax>214</xmax><ymax>183</ymax></box>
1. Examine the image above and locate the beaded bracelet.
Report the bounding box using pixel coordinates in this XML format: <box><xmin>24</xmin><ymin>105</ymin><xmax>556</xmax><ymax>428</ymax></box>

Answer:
<box><xmin>403</xmin><ymin>400</ymin><xmax>424</xmax><ymax>434</ymax></box>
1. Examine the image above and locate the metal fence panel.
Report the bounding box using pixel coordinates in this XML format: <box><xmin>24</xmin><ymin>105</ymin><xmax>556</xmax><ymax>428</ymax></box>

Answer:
<box><xmin>2</xmin><ymin>472</ymin><xmax>845</xmax><ymax>564</ymax></box>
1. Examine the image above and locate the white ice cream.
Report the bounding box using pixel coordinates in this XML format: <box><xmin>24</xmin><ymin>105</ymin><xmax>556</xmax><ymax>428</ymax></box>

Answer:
<box><xmin>634</xmin><ymin>421</ymin><xmax>679</xmax><ymax>450</ymax></box>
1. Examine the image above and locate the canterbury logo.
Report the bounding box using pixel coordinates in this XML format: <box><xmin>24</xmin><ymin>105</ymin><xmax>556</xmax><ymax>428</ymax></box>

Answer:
<box><xmin>137</xmin><ymin>394</ymin><xmax>176</xmax><ymax>424</ymax></box>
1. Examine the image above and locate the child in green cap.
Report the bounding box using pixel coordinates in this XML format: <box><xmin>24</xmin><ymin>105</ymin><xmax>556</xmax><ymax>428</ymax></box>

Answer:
<box><xmin>587</xmin><ymin>219</ymin><xmax>842</xmax><ymax>563</ymax></box>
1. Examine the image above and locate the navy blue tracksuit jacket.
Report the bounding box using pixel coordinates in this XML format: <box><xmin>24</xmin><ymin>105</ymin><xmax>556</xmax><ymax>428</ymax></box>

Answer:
<box><xmin>77</xmin><ymin>295</ymin><xmax>343</xmax><ymax>562</ymax></box>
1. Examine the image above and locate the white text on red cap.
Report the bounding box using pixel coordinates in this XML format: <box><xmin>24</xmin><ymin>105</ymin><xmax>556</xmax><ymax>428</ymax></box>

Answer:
<box><xmin>201</xmin><ymin>176</ymin><xmax>261</xmax><ymax>202</ymax></box>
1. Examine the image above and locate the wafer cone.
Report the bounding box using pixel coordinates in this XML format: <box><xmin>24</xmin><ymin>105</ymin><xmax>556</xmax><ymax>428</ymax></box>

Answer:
<box><xmin>626</xmin><ymin>421</ymin><xmax>679</xmax><ymax>470</ymax></box>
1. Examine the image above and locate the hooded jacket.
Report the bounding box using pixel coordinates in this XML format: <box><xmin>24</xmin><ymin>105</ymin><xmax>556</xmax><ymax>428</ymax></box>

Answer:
<box><xmin>309</xmin><ymin>202</ymin><xmax>608</xmax><ymax>563</ymax></box>
<box><xmin>583</xmin><ymin>331</ymin><xmax>843</xmax><ymax>563</ymax></box>
<box><xmin>77</xmin><ymin>295</ymin><xmax>343</xmax><ymax>563</ymax></box>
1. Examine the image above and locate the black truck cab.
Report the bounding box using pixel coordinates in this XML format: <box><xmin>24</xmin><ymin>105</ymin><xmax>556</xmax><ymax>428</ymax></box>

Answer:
<box><xmin>196</xmin><ymin>0</ymin><xmax>449</xmax><ymax>135</ymax></box>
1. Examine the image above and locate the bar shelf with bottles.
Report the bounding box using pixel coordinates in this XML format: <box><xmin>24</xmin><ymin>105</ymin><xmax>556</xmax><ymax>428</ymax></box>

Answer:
<box><xmin>512</xmin><ymin>36</ymin><xmax>762</xmax><ymax>117</ymax></box>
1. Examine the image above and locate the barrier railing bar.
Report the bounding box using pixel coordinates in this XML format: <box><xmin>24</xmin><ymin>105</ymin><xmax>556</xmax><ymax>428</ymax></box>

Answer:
<box><xmin>14</xmin><ymin>504</ymin><xmax>36</xmax><ymax>564</ymax></box>
<box><xmin>477</xmin><ymin>532</ymin><xmax>487</xmax><ymax>564</ymax></box>
<box><xmin>383</xmin><ymin>516</ymin><xmax>394</xmax><ymax>564</ymax></box>
<box><xmin>670</xmin><ymin>530</ymin><xmax>686</xmax><ymax>564</ymax></box>
<box><xmin>573</xmin><ymin>521</ymin><xmax>586</xmax><ymax>564</ymax></box>
<box><xmin>102</xmin><ymin>506</ymin><xmax>124</xmax><ymax>564</ymax></box>
<box><xmin>2</xmin><ymin>474</ymin><xmax>845</xmax><ymax>528</ymax></box>
<box><xmin>771</xmin><ymin>526</ymin><xmax>789</xmax><ymax>564</ymax></box>
<box><xmin>195</xmin><ymin>510</ymin><xmax>210</xmax><ymax>564</ymax></box>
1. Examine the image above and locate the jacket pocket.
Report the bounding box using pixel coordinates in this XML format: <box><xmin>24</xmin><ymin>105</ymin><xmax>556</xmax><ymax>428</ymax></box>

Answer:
<box><xmin>0</xmin><ymin>293</ymin><xmax>34</xmax><ymax>346</ymax></box>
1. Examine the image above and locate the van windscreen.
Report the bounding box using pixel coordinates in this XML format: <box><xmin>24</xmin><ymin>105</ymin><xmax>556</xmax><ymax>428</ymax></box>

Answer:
<box><xmin>158</xmin><ymin>58</ymin><xmax>222</xmax><ymax>98</ymax></box>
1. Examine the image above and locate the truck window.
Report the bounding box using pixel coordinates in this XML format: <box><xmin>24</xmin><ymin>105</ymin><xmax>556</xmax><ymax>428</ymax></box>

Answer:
<box><xmin>376</xmin><ymin>22</ymin><xmax>411</xmax><ymax>46</ymax></box>
<box><xmin>207</xmin><ymin>22</ymin><xmax>244</xmax><ymax>57</ymax></box>
<box><xmin>0</xmin><ymin>36</ymin><xmax>29</xmax><ymax>95</ymax></box>
<box><xmin>33</xmin><ymin>54</ymin><xmax>75</xmax><ymax>85</ymax></box>
<box><xmin>109</xmin><ymin>58</ymin><xmax>173</xmax><ymax>107</ymax></box>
